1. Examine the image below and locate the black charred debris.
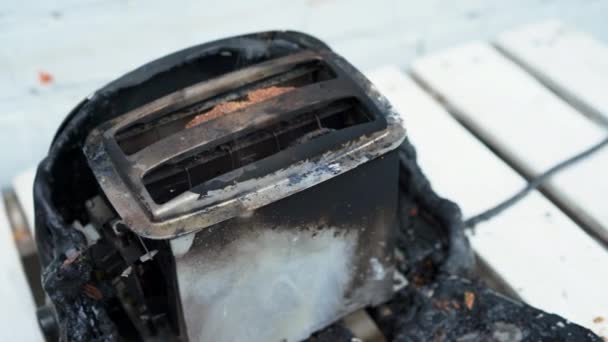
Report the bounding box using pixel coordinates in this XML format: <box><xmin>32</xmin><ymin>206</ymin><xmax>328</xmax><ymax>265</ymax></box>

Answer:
<box><xmin>33</xmin><ymin>32</ymin><xmax>602</xmax><ymax>341</ymax></box>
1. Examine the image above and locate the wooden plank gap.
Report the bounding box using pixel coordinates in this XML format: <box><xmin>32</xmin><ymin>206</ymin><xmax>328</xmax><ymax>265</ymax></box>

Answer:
<box><xmin>495</xmin><ymin>20</ymin><xmax>608</xmax><ymax>127</ymax></box>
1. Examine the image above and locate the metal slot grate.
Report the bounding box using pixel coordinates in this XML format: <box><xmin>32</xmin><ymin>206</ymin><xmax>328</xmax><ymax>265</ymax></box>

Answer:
<box><xmin>143</xmin><ymin>98</ymin><xmax>372</xmax><ymax>204</ymax></box>
<box><xmin>115</xmin><ymin>61</ymin><xmax>336</xmax><ymax>155</ymax></box>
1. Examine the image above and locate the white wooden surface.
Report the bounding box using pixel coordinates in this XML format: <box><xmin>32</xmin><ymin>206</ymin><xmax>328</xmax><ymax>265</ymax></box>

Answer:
<box><xmin>411</xmin><ymin>42</ymin><xmax>608</xmax><ymax>244</ymax></box>
<box><xmin>497</xmin><ymin>20</ymin><xmax>608</xmax><ymax>126</ymax></box>
<box><xmin>13</xmin><ymin>167</ymin><xmax>36</xmax><ymax>235</ymax></box>
<box><xmin>0</xmin><ymin>198</ymin><xmax>43</xmax><ymax>341</ymax></box>
<box><xmin>368</xmin><ymin>66</ymin><xmax>608</xmax><ymax>335</ymax></box>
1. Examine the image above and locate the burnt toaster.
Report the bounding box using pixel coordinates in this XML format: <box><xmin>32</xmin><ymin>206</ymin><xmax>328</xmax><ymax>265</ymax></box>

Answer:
<box><xmin>36</xmin><ymin>31</ymin><xmax>406</xmax><ymax>342</ymax></box>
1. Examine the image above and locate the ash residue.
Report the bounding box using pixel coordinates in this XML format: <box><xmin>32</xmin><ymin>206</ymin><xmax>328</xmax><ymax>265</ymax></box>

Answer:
<box><xmin>369</xmin><ymin>276</ymin><xmax>601</xmax><ymax>342</ymax></box>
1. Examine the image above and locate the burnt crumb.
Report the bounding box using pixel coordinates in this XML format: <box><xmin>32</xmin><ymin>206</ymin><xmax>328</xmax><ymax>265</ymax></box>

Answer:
<box><xmin>410</xmin><ymin>258</ymin><xmax>439</xmax><ymax>288</ymax></box>
<box><xmin>185</xmin><ymin>86</ymin><xmax>295</xmax><ymax>128</ymax></box>
<box><xmin>464</xmin><ymin>291</ymin><xmax>475</xmax><ymax>310</ymax></box>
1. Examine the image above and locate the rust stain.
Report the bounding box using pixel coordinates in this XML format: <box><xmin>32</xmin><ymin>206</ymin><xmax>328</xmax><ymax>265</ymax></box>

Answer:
<box><xmin>38</xmin><ymin>71</ymin><xmax>54</xmax><ymax>85</ymax></box>
<box><xmin>186</xmin><ymin>86</ymin><xmax>295</xmax><ymax>129</ymax></box>
<box><xmin>83</xmin><ymin>283</ymin><xmax>103</xmax><ymax>301</ymax></box>
<box><xmin>464</xmin><ymin>291</ymin><xmax>475</xmax><ymax>310</ymax></box>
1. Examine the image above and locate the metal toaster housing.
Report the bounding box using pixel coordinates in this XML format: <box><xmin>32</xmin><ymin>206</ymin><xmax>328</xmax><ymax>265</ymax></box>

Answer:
<box><xmin>83</xmin><ymin>31</ymin><xmax>406</xmax><ymax>342</ymax></box>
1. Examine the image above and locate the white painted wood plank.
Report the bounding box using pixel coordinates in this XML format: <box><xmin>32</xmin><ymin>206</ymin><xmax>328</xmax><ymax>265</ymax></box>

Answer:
<box><xmin>411</xmin><ymin>42</ymin><xmax>608</xmax><ymax>243</ymax></box>
<box><xmin>13</xmin><ymin>167</ymin><xmax>37</xmax><ymax>236</ymax></box>
<box><xmin>367</xmin><ymin>66</ymin><xmax>608</xmax><ymax>336</ymax></box>
<box><xmin>496</xmin><ymin>20</ymin><xmax>608</xmax><ymax>126</ymax></box>
<box><xmin>0</xmin><ymin>197</ymin><xmax>44</xmax><ymax>340</ymax></box>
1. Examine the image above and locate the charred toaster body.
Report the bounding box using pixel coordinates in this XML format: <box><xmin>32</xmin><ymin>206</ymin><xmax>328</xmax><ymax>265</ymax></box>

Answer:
<box><xmin>37</xmin><ymin>31</ymin><xmax>406</xmax><ymax>342</ymax></box>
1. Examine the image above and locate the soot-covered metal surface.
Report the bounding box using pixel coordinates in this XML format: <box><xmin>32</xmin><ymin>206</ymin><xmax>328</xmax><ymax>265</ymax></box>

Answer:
<box><xmin>32</xmin><ymin>31</ymin><xmax>602</xmax><ymax>342</ymax></box>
